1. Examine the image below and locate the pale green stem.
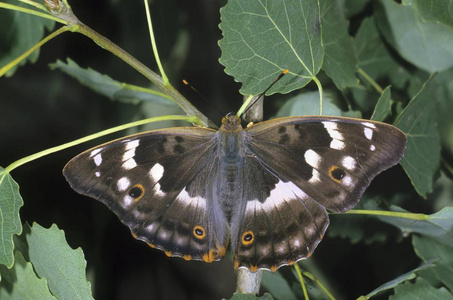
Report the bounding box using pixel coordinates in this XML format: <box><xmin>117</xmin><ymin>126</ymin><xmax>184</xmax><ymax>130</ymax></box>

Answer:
<box><xmin>237</xmin><ymin>95</ymin><xmax>255</xmax><ymax>117</ymax></box>
<box><xmin>357</xmin><ymin>68</ymin><xmax>384</xmax><ymax>94</ymax></box>
<box><xmin>302</xmin><ymin>271</ymin><xmax>336</xmax><ymax>300</ymax></box>
<box><xmin>121</xmin><ymin>83</ymin><xmax>174</xmax><ymax>102</ymax></box>
<box><xmin>294</xmin><ymin>264</ymin><xmax>309</xmax><ymax>299</ymax></box>
<box><xmin>4</xmin><ymin>115</ymin><xmax>198</xmax><ymax>173</ymax></box>
<box><xmin>0</xmin><ymin>26</ymin><xmax>72</xmax><ymax>77</ymax></box>
<box><xmin>16</xmin><ymin>0</ymin><xmax>47</xmax><ymax>11</ymax></box>
<box><xmin>312</xmin><ymin>76</ymin><xmax>324</xmax><ymax>115</ymax></box>
<box><xmin>144</xmin><ymin>0</ymin><xmax>169</xmax><ymax>86</ymax></box>
<box><xmin>340</xmin><ymin>209</ymin><xmax>428</xmax><ymax>220</ymax></box>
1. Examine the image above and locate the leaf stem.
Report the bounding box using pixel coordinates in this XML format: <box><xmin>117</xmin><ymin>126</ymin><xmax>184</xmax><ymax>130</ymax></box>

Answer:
<box><xmin>357</xmin><ymin>68</ymin><xmax>384</xmax><ymax>94</ymax></box>
<box><xmin>0</xmin><ymin>25</ymin><xmax>72</xmax><ymax>77</ymax></box>
<box><xmin>340</xmin><ymin>209</ymin><xmax>428</xmax><ymax>220</ymax></box>
<box><xmin>4</xmin><ymin>115</ymin><xmax>198</xmax><ymax>174</ymax></box>
<box><xmin>144</xmin><ymin>0</ymin><xmax>169</xmax><ymax>85</ymax></box>
<box><xmin>294</xmin><ymin>264</ymin><xmax>309</xmax><ymax>299</ymax></box>
<box><xmin>312</xmin><ymin>76</ymin><xmax>324</xmax><ymax>115</ymax></box>
<box><xmin>302</xmin><ymin>270</ymin><xmax>336</xmax><ymax>300</ymax></box>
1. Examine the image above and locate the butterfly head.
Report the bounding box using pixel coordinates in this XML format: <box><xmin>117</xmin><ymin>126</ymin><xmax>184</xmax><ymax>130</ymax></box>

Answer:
<box><xmin>221</xmin><ymin>113</ymin><xmax>242</xmax><ymax>131</ymax></box>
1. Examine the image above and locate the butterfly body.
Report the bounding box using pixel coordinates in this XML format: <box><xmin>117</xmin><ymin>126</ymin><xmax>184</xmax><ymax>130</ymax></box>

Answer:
<box><xmin>64</xmin><ymin>114</ymin><xmax>406</xmax><ymax>271</ymax></box>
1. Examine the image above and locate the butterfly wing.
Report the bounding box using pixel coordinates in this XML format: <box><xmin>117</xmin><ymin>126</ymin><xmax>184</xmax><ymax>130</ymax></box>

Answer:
<box><xmin>231</xmin><ymin>116</ymin><xmax>406</xmax><ymax>270</ymax></box>
<box><xmin>245</xmin><ymin>116</ymin><xmax>407</xmax><ymax>212</ymax></box>
<box><xmin>230</xmin><ymin>156</ymin><xmax>329</xmax><ymax>271</ymax></box>
<box><xmin>63</xmin><ymin>127</ymin><xmax>228</xmax><ymax>262</ymax></box>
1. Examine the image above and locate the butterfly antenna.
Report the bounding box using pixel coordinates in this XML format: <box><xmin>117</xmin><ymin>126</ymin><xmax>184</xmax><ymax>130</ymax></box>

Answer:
<box><xmin>182</xmin><ymin>79</ymin><xmax>224</xmax><ymax>120</ymax></box>
<box><xmin>242</xmin><ymin>69</ymin><xmax>289</xmax><ymax>116</ymax></box>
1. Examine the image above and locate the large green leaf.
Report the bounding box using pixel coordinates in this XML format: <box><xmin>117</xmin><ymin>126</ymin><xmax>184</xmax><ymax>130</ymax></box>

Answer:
<box><xmin>0</xmin><ymin>168</ymin><xmax>23</xmax><ymax>268</ymax></box>
<box><xmin>219</xmin><ymin>0</ymin><xmax>323</xmax><ymax>95</ymax></box>
<box><xmin>394</xmin><ymin>76</ymin><xmax>440</xmax><ymax>197</ymax></box>
<box><xmin>412</xmin><ymin>235</ymin><xmax>453</xmax><ymax>292</ymax></box>
<box><xmin>390</xmin><ymin>278</ymin><xmax>452</xmax><ymax>300</ymax></box>
<box><xmin>402</xmin><ymin>0</ymin><xmax>453</xmax><ymax>28</ymax></box>
<box><xmin>353</xmin><ymin>17</ymin><xmax>410</xmax><ymax>89</ymax></box>
<box><xmin>375</xmin><ymin>0</ymin><xmax>453</xmax><ymax>73</ymax></box>
<box><xmin>377</xmin><ymin>206</ymin><xmax>453</xmax><ymax>246</ymax></box>
<box><xmin>0</xmin><ymin>251</ymin><xmax>56</xmax><ymax>300</ymax></box>
<box><xmin>364</xmin><ymin>261</ymin><xmax>434</xmax><ymax>298</ymax></box>
<box><xmin>0</xmin><ymin>0</ymin><xmax>55</xmax><ymax>76</ymax></box>
<box><xmin>50</xmin><ymin>59</ymin><xmax>175</xmax><ymax>106</ymax></box>
<box><xmin>18</xmin><ymin>223</ymin><xmax>94</xmax><ymax>300</ymax></box>
<box><xmin>319</xmin><ymin>0</ymin><xmax>358</xmax><ymax>89</ymax></box>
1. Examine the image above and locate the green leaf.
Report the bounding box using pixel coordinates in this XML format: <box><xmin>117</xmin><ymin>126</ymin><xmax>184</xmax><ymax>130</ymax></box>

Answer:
<box><xmin>219</xmin><ymin>0</ymin><xmax>323</xmax><ymax>95</ymax></box>
<box><xmin>19</xmin><ymin>223</ymin><xmax>94</xmax><ymax>300</ymax></box>
<box><xmin>394</xmin><ymin>75</ymin><xmax>440</xmax><ymax>197</ymax></box>
<box><xmin>353</xmin><ymin>17</ymin><xmax>410</xmax><ymax>89</ymax></box>
<box><xmin>274</xmin><ymin>91</ymin><xmax>361</xmax><ymax>118</ymax></box>
<box><xmin>371</xmin><ymin>86</ymin><xmax>391</xmax><ymax>121</ymax></box>
<box><xmin>375</xmin><ymin>0</ymin><xmax>453</xmax><ymax>73</ymax></box>
<box><xmin>365</xmin><ymin>261</ymin><xmax>435</xmax><ymax>298</ymax></box>
<box><xmin>390</xmin><ymin>278</ymin><xmax>452</xmax><ymax>300</ymax></box>
<box><xmin>377</xmin><ymin>206</ymin><xmax>453</xmax><ymax>246</ymax></box>
<box><xmin>319</xmin><ymin>0</ymin><xmax>358</xmax><ymax>89</ymax></box>
<box><xmin>226</xmin><ymin>292</ymin><xmax>274</xmax><ymax>300</ymax></box>
<box><xmin>0</xmin><ymin>168</ymin><xmax>23</xmax><ymax>268</ymax></box>
<box><xmin>0</xmin><ymin>251</ymin><xmax>56</xmax><ymax>300</ymax></box>
<box><xmin>413</xmin><ymin>235</ymin><xmax>453</xmax><ymax>291</ymax></box>
<box><xmin>50</xmin><ymin>59</ymin><xmax>175</xmax><ymax>106</ymax></box>
<box><xmin>402</xmin><ymin>0</ymin><xmax>453</xmax><ymax>28</ymax></box>
<box><xmin>261</xmin><ymin>271</ymin><xmax>297</xmax><ymax>300</ymax></box>
<box><xmin>0</xmin><ymin>0</ymin><xmax>55</xmax><ymax>76</ymax></box>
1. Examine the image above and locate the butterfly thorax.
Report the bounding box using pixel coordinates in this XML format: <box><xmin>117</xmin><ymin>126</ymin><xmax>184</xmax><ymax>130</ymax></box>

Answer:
<box><xmin>217</xmin><ymin>114</ymin><xmax>246</xmax><ymax>218</ymax></box>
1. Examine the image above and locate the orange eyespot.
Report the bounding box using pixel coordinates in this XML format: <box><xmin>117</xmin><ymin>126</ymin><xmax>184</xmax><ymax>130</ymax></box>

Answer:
<box><xmin>129</xmin><ymin>184</ymin><xmax>145</xmax><ymax>202</ymax></box>
<box><xmin>242</xmin><ymin>231</ymin><xmax>254</xmax><ymax>246</ymax></box>
<box><xmin>328</xmin><ymin>166</ymin><xmax>346</xmax><ymax>183</ymax></box>
<box><xmin>193</xmin><ymin>225</ymin><xmax>206</xmax><ymax>239</ymax></box>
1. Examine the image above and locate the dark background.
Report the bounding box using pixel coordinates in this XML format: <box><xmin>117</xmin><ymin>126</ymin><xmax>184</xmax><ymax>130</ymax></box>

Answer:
<box><xmin>0</xmin><ymin>1</ymin><xmax>420</xmax><ymax>299</ymax></box>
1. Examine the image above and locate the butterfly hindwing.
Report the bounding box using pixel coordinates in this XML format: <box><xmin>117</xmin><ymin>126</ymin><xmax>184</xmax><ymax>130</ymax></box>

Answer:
<box><xmin>63</xmin><ymin>127</ymin><xmax>229</xmax><ymax>262</ymax></box>
<box><xmin>230</xmin><ymin>156</ymin><xmax>329</xmax><ymax>271</ymax></box>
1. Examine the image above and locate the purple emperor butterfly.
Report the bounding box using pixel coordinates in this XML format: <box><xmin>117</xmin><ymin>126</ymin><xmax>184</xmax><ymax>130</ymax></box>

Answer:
<box><xmin>64</xmin><ymin>114</ymin><xmax>406</xmax><ymax>271</ymax></box>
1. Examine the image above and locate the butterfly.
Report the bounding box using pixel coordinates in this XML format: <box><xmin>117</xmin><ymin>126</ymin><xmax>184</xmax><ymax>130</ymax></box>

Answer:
<box><xmin>63</xmin><ymin>113</ymin><xmax>406</xmax><ymax>272</ymax></box>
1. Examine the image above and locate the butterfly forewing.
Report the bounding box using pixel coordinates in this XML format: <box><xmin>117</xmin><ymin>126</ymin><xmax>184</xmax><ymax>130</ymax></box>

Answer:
<box><xmin>245</xmin><ymin>116</ymin><xmax>407</xmax><ymax>213</ymax></box>
<box><xmin>63</xmin><ymin>127</ymin><xmax>229</xmax><ymax>262</ymax></box>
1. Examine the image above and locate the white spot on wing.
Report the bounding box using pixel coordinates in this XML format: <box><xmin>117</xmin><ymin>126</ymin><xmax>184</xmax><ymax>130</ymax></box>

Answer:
<box><xmin>363</xmin><ymin>122</ymin><xmax>376</xmax><ymax>129</ymax></box>
<box><xmin>95</xmin><ymin>171</ymin><xmax>101</xmax><ymax>177</ymax></box>
<box><xmin>125</xmin><ymin>140</ymin><xmax>140</xmax><ymax>150</ymax></box>
<box><xmin>342</xmin><ymin>156</ymin><xmax>356</xmax><ymax>170</ymax></box>
<box><xmin>122</xmin><ymin>159</ymin><xmax>137</xmax><ymax>170</ymax></box>
<box><xmin>308</xmin><ymin>169</ymin><xmax>321</xmax><ymax>183</ymax></box>
<box><xmin>342</xmin><ymin>175</ymin><xmax>353</xmax><ymax>187</ymax></box>
<box><xmin>150</xmin><ymin>163</ymin><xmax>164</xmax><ymax>182</ymax></box>
<box><xmin>370</xmin><ymin>145</ymin><xmax>376</xmax><ymax>151</ymax></box>
<box><xmin>323</xmin><ymin>121</ymin><xmax>343</xmax><ymax>140</ymax></box>
<box><xmin>90</xmin><ymin>148</ymin><xmax>103</xmax><ymax>157</ymax></box>
<box><xmin>122</xmin><ymin>195</ymin><xmax>134</xmax><ymax>207</ymax></box>
<box><xmin>245</xmin><ymin>180</ymin><xmax>308</xmax><ymax>213</ymax></box>
<box><xmin>176</xmin><ymin>188</ymin><xmax>206</xmax><ymax>209</ymax></box>
<box><xmin>330</xmin><ymin>139</ymin><xmax>345</xmax><ymax>150</ymax></box>
<box><xmin>304</xmin><ymin>149</ymin><xmax>321</xmax><ymax>168</ymax></box>
<box><xmin>93</xmin><ymin>153</ymin><xmax>102</xmax><ymax>166</ymax></box>
<box><xmin>364</xmin><ymin>127</ymin><xmax>373</xmax><ymax>140</ymax></box>
<box><xmin>123</xmin><ymin>148</ymin><xmax>135</xmax><ymax>161</ymax></box>
<box><xmin>153</xmin><ymin>183</ymin><xmax>165</xmax><ymax>197</ymax></box>
<box><xmin>117</xmin><ymin>177</ymin><xmax>130</xmax><ymax>192</ymax></box>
